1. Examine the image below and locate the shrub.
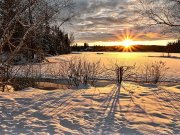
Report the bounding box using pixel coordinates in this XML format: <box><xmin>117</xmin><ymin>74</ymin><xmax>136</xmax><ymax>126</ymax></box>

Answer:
<box><xmin>141</xmin><ymin>61</ymin><xmax>169</xmax><ymax>84</ymax></box>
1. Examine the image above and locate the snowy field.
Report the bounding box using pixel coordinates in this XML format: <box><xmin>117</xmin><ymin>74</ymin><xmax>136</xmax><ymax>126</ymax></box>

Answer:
<box><xmin>0</xmin><ymin>82</ymin><xmax>179</xmax><ymax>134</ymax></box>
<box><xmin>0</xmin><ymin>52</ymin><xmax>180</xmax><ymax>134</ymax></box>
<box><xmin>47</xmin><ymin>52</ymin><xmax>180</xmax><ymax>82</ymax></box>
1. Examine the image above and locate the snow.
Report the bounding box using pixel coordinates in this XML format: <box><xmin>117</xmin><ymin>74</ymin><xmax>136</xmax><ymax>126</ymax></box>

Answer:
<box><xmin>46</xmin><ymin>52</ymin><xmax>180</xmax><ymax>82</ymax></box>
<box><xmin>13</xmin><ymin>52</ymin><xmax>180</xmax><ymax>83</ymax></box>
<box><xmin>46</xmin><ymin>56</ymin><xmax>69</xmax><ymax>63</ymax></box>
<box><xmin>0</xmin><ymin>85</ymin><xmax>14</xmax><ymax>92</ymax></box>
<box><xmin>0</xmin><ymin>52</ymin><xmax>179</xmax><ymax>134</ymax></box>
<box><xmin>0</xmin><ymin>82</ymin><xmax>179</xmax><ymax>134</ymax></box>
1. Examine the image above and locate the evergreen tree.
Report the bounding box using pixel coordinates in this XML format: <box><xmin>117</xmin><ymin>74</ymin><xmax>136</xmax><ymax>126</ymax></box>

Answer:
<box><xmin>167</xmin><ymin>39</ymin><xmax>180</xmax><ymax>55</ymax></box>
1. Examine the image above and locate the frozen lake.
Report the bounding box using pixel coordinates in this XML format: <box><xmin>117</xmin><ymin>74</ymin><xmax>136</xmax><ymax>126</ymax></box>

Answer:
<box><xmin>49</xmin><ymin>52</ymin><xmax>180</xmax><ymax>82</ymax></box>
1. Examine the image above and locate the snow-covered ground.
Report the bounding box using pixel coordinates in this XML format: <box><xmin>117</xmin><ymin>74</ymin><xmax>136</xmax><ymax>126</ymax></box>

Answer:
<box><xmin>0</xmin><ymin>82</ymin><xmax>179</xmax><ymax>134</ymax></box>
<box><xmin>47</xmin><ymin>52</ymin><xmax>180</xmax><ymax>82</ymax></box>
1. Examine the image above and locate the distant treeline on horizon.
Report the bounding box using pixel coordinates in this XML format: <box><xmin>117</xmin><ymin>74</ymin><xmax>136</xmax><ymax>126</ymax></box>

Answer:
<box><xmin>71</xmin><ymin>44</ymin><xmax>180</xmax><ymax>53</ymax></box>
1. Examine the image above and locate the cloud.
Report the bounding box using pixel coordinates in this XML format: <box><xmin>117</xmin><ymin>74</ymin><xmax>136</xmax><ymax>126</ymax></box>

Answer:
<box><xmin>67</xmin><ymin>0</ymin><xmax>178</xmax><ymax>44</ymax></box>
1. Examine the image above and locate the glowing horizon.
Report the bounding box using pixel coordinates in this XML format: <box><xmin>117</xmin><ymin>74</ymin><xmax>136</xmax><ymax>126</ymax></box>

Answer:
<box><xmin>77</xmin><ymin>39</ymin><xmax>176</xmax><ymax>46</ymax></box>
<box><xmin>76</xmin><ymin>30</ymin><xmax>177</xmax><ymax>46</ymax></box>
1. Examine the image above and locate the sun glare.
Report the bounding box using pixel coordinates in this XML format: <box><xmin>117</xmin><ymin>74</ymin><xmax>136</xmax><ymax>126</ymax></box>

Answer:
<box><xmin>122</xmin><ymin>39</ymin><xmax>134</xmax><ymax>47</ymax></box>
<box><xmin>115</xmin><ymin>29</ymin><xmax>139</xmax><ymax>51</ymax></box>
<box><xmin>116</xmin><ymin>29</ymin><xmax>137</xmax><ymax>48</ymax></box>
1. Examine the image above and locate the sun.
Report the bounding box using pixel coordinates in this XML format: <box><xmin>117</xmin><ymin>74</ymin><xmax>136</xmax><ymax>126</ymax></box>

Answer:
<box><xmin>122</xmin><ymin>39</ymin><xmax>134</xmax><ymax>47</ymax></box>
<box><xmin>116</xmin><ymin>29</ymin><xmax>136</xmax><ymax>47</ymax></box>
<box><xmin>116</xmin><ymin>29</ymin><xmax>139</xmax><ymax>51</ymax></box>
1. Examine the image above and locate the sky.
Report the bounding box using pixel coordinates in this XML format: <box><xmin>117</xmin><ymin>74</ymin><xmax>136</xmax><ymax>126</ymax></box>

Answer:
<box><xmin>66</xmin><ymin>0</ymin><xmax>177</xmax><ymax>46</ymax></box>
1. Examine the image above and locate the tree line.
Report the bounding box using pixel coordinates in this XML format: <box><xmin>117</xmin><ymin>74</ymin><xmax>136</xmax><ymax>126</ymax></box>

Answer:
<box><xmin>72</xmin><ymin>41</ymin><xmax>180</xmax><ymax>53</ymax></box>
<box><xmin>167</xmin><ymin>40</ymin><xmax>180</xmax><ymax>56</ymax></box>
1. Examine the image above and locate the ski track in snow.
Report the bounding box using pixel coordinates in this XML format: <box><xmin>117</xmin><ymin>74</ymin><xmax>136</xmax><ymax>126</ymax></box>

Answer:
<box><xmin>0</xmin><ymin>82</ymin><xmax>180</xmax><ymax>135</ymax></box>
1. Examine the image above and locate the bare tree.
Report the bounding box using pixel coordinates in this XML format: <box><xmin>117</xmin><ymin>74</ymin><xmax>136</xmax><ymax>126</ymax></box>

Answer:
<box><xmin>136</xmin><ymin>0</ymin><xmax>180</xmax><ymax>33</ymax></box>
<box><xmin>0</xmin><ymin>0</ymin><xmax>74</xmax><ymax>91</ymax></box>
<box><xmin>107</xmin><ymin>63</ymin><xmax>136</xmax><ymax>85</ymax></box>
<box><xmin>0</xmin><ymin>0</ymin><xmax>74</xmax><ymax>64</ymax></box>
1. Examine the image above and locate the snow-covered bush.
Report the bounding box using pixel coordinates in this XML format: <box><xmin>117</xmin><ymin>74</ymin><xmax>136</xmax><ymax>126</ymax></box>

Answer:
<box><xmin>57</xmin><ymin>57</ymin><xmax>104</xmax><ymax>87</ymax></box>
<box><xmin>0</xmin><ymin>63</ymin><xmax>44</xmax><ymax>91</ymax></box>
<box><xmin>12</xmin><ymin>64</ymin><xmax>43</xmax><ymax>90</ymax></box>
<box><xmin>140</xmin><ymin>61</ymin><xmax>169</xmax><ymax>84</ymax></box>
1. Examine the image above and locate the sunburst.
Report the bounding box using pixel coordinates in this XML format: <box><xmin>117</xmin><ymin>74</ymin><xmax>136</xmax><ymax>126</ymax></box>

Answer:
<box><xmin>115</xmin><ymin>29</ymin><xmax>140</xmax><ymax>51</ymax></box>
<box><xmin>122</xmin><ymin>39</ymin><xmax>134</xmax><ymax>48</ymax></box>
